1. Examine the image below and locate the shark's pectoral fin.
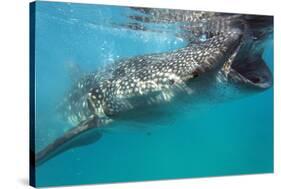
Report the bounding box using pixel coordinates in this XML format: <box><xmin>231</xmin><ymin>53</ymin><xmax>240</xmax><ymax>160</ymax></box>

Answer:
<box><xmin>35</xmin><ymin>116</ymin><xmax>103</xmax><ymax>166</ymax></box>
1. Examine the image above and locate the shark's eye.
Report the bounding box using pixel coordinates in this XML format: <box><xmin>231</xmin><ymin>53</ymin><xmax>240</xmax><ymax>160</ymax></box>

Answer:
<box><xmin>168</xmin><ymin>79</ymin><xmax>175</xmax><ymax>85</ymax></box>
<box><xmin>192</xmin><ymin>69</ymin><xmax>200</xmax><ymax>78</ymax></box>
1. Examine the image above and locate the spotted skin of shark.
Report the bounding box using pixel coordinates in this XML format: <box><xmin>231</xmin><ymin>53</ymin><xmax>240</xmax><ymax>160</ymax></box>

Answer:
<box><xmin>60</xmin><ymin>30</ymin><xmax>242</xmax><ymax>126</ymax></box>
<box><xmin>34</xmin><ymin>9</ymin><xmax>273</xmax><ymax>166</ymax></box>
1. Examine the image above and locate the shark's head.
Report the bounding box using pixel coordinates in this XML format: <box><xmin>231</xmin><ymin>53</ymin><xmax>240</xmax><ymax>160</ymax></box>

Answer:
<box><xmin>186</xmin><ymin>31</ymin><xmax>272</xmax><ymax>104</ymax></box>
<box><xmin>190</xmin><ymin>28</ymin><xmax>243</xmax><ymax>76</ymax></box>
<box><xmin>230</xmin><ymin>54</ymin><xmax>273</xmax><ymax>89</ymax></box>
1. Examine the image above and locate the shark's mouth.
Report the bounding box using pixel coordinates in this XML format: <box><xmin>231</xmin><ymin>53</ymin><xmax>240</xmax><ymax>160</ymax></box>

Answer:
<box><xmin>230</xmin><ymin>54</ymin><xmax>273</xmax><ymax>89</ymax></box>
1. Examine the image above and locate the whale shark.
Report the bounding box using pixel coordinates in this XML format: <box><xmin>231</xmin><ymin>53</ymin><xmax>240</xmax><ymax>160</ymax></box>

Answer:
<box><xmin>35</xmin><ymin>15</ymin><xmax>273</xmax><ymax>166</ymax></box>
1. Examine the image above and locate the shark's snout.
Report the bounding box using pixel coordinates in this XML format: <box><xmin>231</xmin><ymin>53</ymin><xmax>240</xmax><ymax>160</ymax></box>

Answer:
<box><xmin>230</xmin><ymin>53</ymin><xmax>273</xmax><ymax>89</ymax></box>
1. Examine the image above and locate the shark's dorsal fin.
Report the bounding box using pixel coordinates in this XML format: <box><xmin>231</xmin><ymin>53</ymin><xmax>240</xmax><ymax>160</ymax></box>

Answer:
<box><xmin>35</xmin><ymin>116</ymin><xmax>103</xmax><ymax>166</ymax></box>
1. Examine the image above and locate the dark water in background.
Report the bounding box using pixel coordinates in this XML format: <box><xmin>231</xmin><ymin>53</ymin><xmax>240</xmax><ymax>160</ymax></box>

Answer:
<box><xmin>34</xmin><ymin>1</ymin><xmax>273</xmax><ymax>187</ymax></box>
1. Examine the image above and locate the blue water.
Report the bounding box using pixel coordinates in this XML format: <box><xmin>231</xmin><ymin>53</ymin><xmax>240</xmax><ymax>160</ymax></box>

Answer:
<box><xmin>34</xmin><ymin>1</ymin><xmax>273</xmax><ymax>187</ymax></box>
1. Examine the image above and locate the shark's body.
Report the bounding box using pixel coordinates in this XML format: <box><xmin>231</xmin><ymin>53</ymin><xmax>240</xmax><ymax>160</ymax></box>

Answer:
<box><xmin>35</xmin><ymin>13</ymin><xmax>273</xmax><ymax>166</ymax></box>
<box><xmin>61</xmin><ymin>31</ymin><xmax>241</xmax><ymax>125</ymax></box>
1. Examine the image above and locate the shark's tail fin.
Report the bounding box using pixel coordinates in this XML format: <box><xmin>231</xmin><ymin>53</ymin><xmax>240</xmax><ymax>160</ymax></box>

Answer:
<box><xmin>35</xmin><ymin>116</ymin><xmax>103</xmax><ymax>166</ymax></box>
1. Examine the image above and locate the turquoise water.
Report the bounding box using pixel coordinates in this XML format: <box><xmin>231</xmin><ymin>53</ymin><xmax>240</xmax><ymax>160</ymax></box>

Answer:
<box><xmin>34</xmin><ymin>1</ymin><xmax>273</xmax><ymax>187</ymax></box>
